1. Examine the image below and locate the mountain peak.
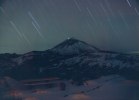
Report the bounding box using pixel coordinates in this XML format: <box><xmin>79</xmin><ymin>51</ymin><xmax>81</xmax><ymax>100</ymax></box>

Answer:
<box><xmin>58</xmin><ymin>38</ymin><xmax>82</xmax><ymax>46</ymax></box>
<box><xmin>51</xmin><ymin>38</ymin><xmax>99</xmax><ymax>55</ymax></box>
<box><xmin>67</xmin><ymin>37</ymin><xmax>79</xmax><ymax>41</ymax></box>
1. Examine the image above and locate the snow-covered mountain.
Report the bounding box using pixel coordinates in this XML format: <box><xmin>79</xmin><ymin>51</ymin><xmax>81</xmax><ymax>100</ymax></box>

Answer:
<box><xmin>0</xmin><ymin>38</ymin><xmax>139</xmax><ymax>80</ymax></box>
<box><xmin>51</xmin><ymin>38</ymin><xmax>99</xmax><ymax>55</ymax></box>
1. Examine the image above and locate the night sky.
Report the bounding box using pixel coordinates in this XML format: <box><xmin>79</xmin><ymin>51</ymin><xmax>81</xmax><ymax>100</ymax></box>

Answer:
<box><xmin>0</xmin><ymin>0</ymin><xmax>139</xmax><ymax>54</ymax></box>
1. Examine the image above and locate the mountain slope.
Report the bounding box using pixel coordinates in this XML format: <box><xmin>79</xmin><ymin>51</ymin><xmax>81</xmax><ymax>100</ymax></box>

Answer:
<box><xmin>0</xmin><ymin>38</ymin><xmax>139</xmax><ymax>80</ymax></box>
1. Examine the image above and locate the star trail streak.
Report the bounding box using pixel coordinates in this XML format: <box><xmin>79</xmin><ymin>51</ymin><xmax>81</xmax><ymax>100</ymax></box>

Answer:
<box><xmin>73</xmin><ymin>0</ymin><xmax>82</xmax><ymax>12</ymax></box>
<box><xmin>0</xmin><ymin>6</ymin><xmax>4</xmax><ymax>13</ymax></box>
<box><xmin>10</xmin><ymin>21</ymin><xmax>31</xmax><ymax>45</ymax></box>
<box><xmin>10</xmin><ymin>21</ymin><xmax>23</xmax><ymax>39</ymax></box>
<box><xmin>32</xmin><ymin>21</ymin><xmax>45</xmax><ymax>40</ymax></box>
<box><xmin>28</xmin><ymin>11</ymin><xmax>41</xmax><ymax>29</ymax></box>
<box><xmin>86</xmin><ymin>7</ymin><xmax>97</xmax><ymax>25</ymax></box>
<box><xmin>135</xmin><ymin>7</ymin><xmax>139</xmax><ymax>15</ymax></box>
<box><xmin>126</xmin><ymin>0</ymin><xmax>132</xmax><ymax>7</ymax></box>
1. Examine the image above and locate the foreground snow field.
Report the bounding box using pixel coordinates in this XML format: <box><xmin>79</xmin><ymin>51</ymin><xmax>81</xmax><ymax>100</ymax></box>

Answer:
<box><xmin>1</xmin><ymin>75</ymin><xmax>139</xmax><ymax>100</ymax></box>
